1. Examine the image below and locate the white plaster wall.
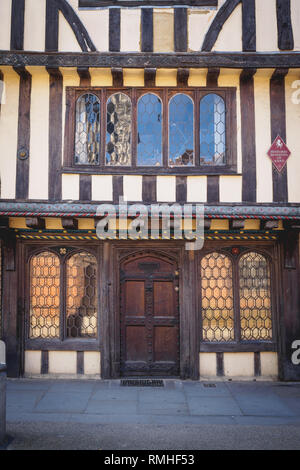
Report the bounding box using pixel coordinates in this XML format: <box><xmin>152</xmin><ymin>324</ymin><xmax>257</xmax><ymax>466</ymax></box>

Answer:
<box><xmin>156</xmin><ymin>176</ymin><xmax>176</xmax><ymax>202</ymax></box>
<box><xmin>123</xmin><ymin>175</ymin><xmax>143</xmax><ymax>202</ymax></box>
<box><xmin>62</xmin><ymin>173</ymin><xmax>80</xmax><ymax>200</ymax></box>
<box><xmin>24</xmin><ymin>0</ymin><xmax>46</xmax><ymax>52</ymax></box>
<box><xmin>224</xmin><ymin>352</ymin><xmax>255</xmax><ymax>377</ymax></box>
<box><xmin>27</xmin><ymin>67</ymin><xmax>49</xmax><ymax>200</ymax></box>
<box><xmin>260</xmin><ymin>352</ymin><xmax>278</xmax><ymax>377</ymax></box>
<box><xmin>219</xmin><ymin>176</ymin><xmax>242</xmax><ymax>203</ymax></box>
<box><xmin>199</xmin><ymin>352</ymin><xmax>217</xmax><ymax>377</ymax></box>
<box><xmin>187</xmin><ymin>176</ymin><xmax>207</xmax><ymax>202</ymax></box>
<box><xmin>121</xmin><ymin>9</ymin><xmax>140</xmax><ymax>52</ymax></box>
<box><xmin>213</xmin><ymin>3</ymin><xmax>242</xmax><ymax>52</ymax></box>
<box><xmin>48</xmin><ymin>351</ymin><xmax>77</xmax><ymax>375</ymax></box>
<box><xmin>291</xmin><ymin>0</ymin><xmax>300</xmax><ymax>51</ymax></box>
<box><xmin>24</xmin><ymin>350</ymin><xmax>41</xmax><ymax>376</ymax></box>
<box><xmin>77</xmin><ymin>7</ymin><xmax>109</xmax><ymax>52</ymax></box>
<box><xmin>0</xmin><ymin>0</ymin><xmax>11</xmax><ymax>50</ymax></box>
<box><xmin>256</xmin><ymin>0</ymin><xmax>278</xmax><ymax>52</ymax></box>
<box><xmin>84</xmin><ymin>351</ymin><xmax>101</xmax><ymax>375</ymax></box>
<box><xmin>285</xmin><ymin>71</ymin><xmax>300</xmax><ymax>203</ymax></box>
<box><xmin>92</xmin><ymin>175</ymin><xmax>113</xmax><ymax>201</ymax></box>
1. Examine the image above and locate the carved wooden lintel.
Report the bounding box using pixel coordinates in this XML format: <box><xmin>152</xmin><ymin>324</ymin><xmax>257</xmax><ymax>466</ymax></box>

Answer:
<box><xmin>177</xmin><ymin>68</ymin><xmax>189</xmax><ymax>87</ymax></box>
<box><xmin>111</xmin><ymin>67</ymin><xmax>123</xmax><ymax>87</ymax></box>
<box><xmin>144</xmin><ymin>68</ymin><xmax>156</xmax><ymax>87</ymax></box>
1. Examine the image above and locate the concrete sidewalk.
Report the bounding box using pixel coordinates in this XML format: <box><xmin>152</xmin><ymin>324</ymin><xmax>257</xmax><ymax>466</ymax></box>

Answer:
<box><xmin>4</xmin><ymin>378</ymin><xmax>300</xmax><ymax>450</ymax></box>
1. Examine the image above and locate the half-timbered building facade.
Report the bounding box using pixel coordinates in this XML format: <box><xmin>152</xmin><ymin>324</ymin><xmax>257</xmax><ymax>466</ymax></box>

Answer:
<box><xmin>0</xmin><ymin>0</ymin><xmax>299</xmax><ymax>381</ymax></box>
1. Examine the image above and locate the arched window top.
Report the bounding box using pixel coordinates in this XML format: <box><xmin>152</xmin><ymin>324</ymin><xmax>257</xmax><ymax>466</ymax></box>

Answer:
<box><xmin>169</xmin><ymin>94</ymin><xmax>194</xmax><ymax>167</ymax></box>
<box><xmin>66</xmin><ymin>251</ymin><xmax>98</xmax><ymax>338</ymax></box>
<box><xmin>137</xmin><ymin>93</ymin><xmax>162</xmax><ymax>166</ymax></box>
<box><xmin>239</xmin><ymin>251</ymin><xmax>272</xmax><ymax>341</ymax></box>
<box><xmin>106</xmin><ymin>92</ymin><xmax>132</xmax><ymax>166</ymax></box>
<box><xmin>29</xmin><ymin>251</ymin><xmax>60</xmax><ymax>339</ymax></box>
<box><xmin>200</xmin><ymin>93</ymin><xmax>225</xmax><ymax>166</ymax></box>
<box><xmin>75</xmin><ymin>93</ymin><xmax>100</xmax><ymax>165</ymax></box>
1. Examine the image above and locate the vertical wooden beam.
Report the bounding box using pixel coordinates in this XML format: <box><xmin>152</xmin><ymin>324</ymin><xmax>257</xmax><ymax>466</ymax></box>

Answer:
<box><xmin>270</xmin><ymin>68</ymin><xmax>289</xmax><ymax>203</ymax></box>
<box><xmin>109</xmin><ymin>8</ymin><xmax>121</xmax><ymax>52</ymax></box>
<box><xmin>206</xmin><ymin>68</ymin><xmax>220</xmax><ymax>88</ymax></box>
<box><xmin>77</xmin><ymin>351</ymin><xmax>84</xmax><ymax>375</ymax></box>
<box><xmin>216</xmin><ymin>352</ymin><xmax>224</xmax><ymax>376</ymax></box>
<box><xmin>207</xmin><ymin>176</ymin><xmax>220</xmax><ymax>203</ymax></box>
<box><xmin>279</xmin><ymin>231</ymin><xmax>300</xmax><ymax>381</ymax></box>
<box><xmin>254</xmin><ymin>351</ymin><xmax>261</xmax><ymax>377</ymax></box>
<box><xmin>113</xmin><ymin>175</ymin><xmax>123</xmax><ymax>203</ymax></box>
<box><xmin>144</xmin><ymin>68</ymin><xmax>156</xmax><ymax>88</ymax></box>
<box><xmin>111</xmin><ymin>68</ymin><xmax>123</xmax><ymax>87</ymax></box>
<box><xmin>10</xmin><ymin>0</ymin><xmax>25</xmax><ymax>50</ymax></box>
<box><xmin>177</xmin><ymin>69</ymin><xmax>189</xmax><ymax>87</ymax></box>
<box><xmin>242</xmin><ymin>0</ymin><xmax>256</xmax><ymax>52</ymax></box>
<box><xmin>14</xmin><ymin>67</ymin><xmax>32</xmax><ymax>200</ymax></box>
<box><xmin>276</xmin><ymin>0</ymin><xmax>294</xmax><ymax>51</ymax></box>
<box><xmin>47</xmin><ymin>67</ymin><xmax>63</xmax><ymax>201</ymax></box>
<box><xmin>142</xmin><ymin>176</ymin><xmax>157</xmax><ymax>203</ymax></box>
<box><xmin>41</xmin><ymin>350</ymin><xmax>49</xmax><ymax>375</ymax></box>
<box><xmin>141</xmin><ymin>8</ymin><xmax>153</xmax><ymax>53</ymax></box>
<box><xmin>240</xmin><ymin>69</ymin><xmax>257</xmax><ymax>202</ymax></box>
<box><xmin>78</xmin><ymin>68</ymin><xmax>92</xmax><ymax>201</ymax></box>
<box><xmin>45</xmin><ymin>0</ymin><xmax>59</xmax><ymax>52</ymax></box>
<box><xmin>174</xmin><ymin>8</ymin><xmax>187</xmax><ymax>53</ymax></box>
<box><xmin>0</xmin><ymin>70</ymin><xmax>3</xmax><ymax>116</ymax></box>
<box><xmin>176</xmin><ymin>176</ymin><xmax>187</xmax><ymax>204</ymax></box>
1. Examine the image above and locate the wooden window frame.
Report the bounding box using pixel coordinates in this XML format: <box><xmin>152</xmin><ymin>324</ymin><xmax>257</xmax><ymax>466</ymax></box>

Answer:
<box><xmin>63</xmin><ymin>87</ymin><xmax>237</xmax><ymax>176</ymax></box>
<box><xmin>25</xmin><ymin>245</ymin><xmax>101</xmax><ymax>351</ymax></box>
<box><xmin>198</xmin><ymin>247</ymin><xmax>278</xmax><ymax>353</ymax></box>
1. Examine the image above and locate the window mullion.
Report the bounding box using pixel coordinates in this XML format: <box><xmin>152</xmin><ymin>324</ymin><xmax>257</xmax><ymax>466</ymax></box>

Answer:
<box><xmin>100</xmin><ymin>88</ymin><xmax>106</xmax><ymax>167</ymax></box>
<box><xmin>60</xmin><ymin>255</ymin><xmax>66</xmax><ymax>342</ymax></box>
<box><xmin>131</xmin><ymin>88</ymin><xmax>137</xmax><ymax>168</ymax></box>
<box><xmin>195</xmin><ymin>89</ymin><xmax>200</xmax><ymax>167</ymax></box>
<box><xmin>163</xmin><ymin>88</ymin><xmax>169</xmax><ymax>168</ymax></box>
<box><xmin>233</xmin><ymin>257</ymin><xmax>241</xmax><ymax>343</ymax></box>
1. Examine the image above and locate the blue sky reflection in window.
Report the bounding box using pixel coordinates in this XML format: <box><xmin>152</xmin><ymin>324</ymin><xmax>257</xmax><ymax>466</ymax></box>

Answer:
<box><xmin>169</xmin><ymin>94</ymin><xmax>194</xmax><ymax>166</ymax></box>
<box><xmin>75</xmin><ymin>93</ymin><xmax>100</xmax><ymax>165</ymax></box>
<box><xmin>138</xmin><ymin>93</ymin><xmax>162</xmax><ymax>166</ymax></box>
<box><xmin>200</xmin><ymin>94</ymin><xmax>226</xmax><ymax>165</ymax></box>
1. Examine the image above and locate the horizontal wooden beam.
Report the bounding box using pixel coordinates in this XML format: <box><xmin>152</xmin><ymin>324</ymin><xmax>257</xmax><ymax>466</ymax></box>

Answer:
<box><xmin>79</xmin><ymin>0</ymin><xmax>217</xmax><ymax>5</ymax></box>
<box><xmin>1</xmin><ymin>52</ymin><xmax>300</xmax><ymax>69</ymax></box>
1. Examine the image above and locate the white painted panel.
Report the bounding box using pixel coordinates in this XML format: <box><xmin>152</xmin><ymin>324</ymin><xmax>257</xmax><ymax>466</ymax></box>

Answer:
<box><xmin>285</xmin><ymin>71</ymin><xmax>300</xmax><ymax>203</ymax></box>
<box><xmin>254</xmin><ymin>70</ymin><xmax>274</xmax><ymax>203</ymax></box>
<box><xmin>219</xmin><ymin>176</ymin><xmax>242</xmax><ymax>203</ymax></box>
<box><xmin>153</xmin><ymin>9</ymin><xmax>174</xmax><ymax>53</ymax></box>
<box><xmin>84</xmin><ymin>351</ymin><xmax>101</xmax><ymax>375</ymax></box>
<box><xmin>260</xmin><ymin>352</ymin><xmax>278</xmax><ymax>377</ymax></box>
<box><xmin>59</xmin><ymin>11</ymin><xmax>81</xmax><ymax>52</ymax></box>
<box><xmin>224</xmin><ymin>352</ymin><xmax>254</xmax><ymax>377</ymax></box>
<box><xmin>199</xmin><ymin>353</ymin><xmax>217</xmax><ymax>377</ymax></box>
<box><xmin>25</xmin><ymin>350</ymin><xmax>41</xmax><ymax>375</ymax></box>
<box><xmin>0</xmin><ymin>67</ymin><xmax>19</xmax><ymax>199</ymax></box>
<box><xmin>0</xmin><ymin>0</ymin><xmax>11</xmax><ymax>50</ymax></box>
<box><xmin>92</xmin><ymin>175</ymin><xmax>113</xmax><ymax>201</ymax></box>
<box><xmin>156</xmin><ymin>176</ymin><xmax>176</xmax><ymax>202</ymax></box>
<box><xmin>291</xmin><ymin>0</ymin><xmax>300</xmax><ymax>51</ymax></box>
<box><xmin>121</xmin><ymin>9</ymin><xmax>140</xmax><ymax>52</ymax></box>
<box><xmin>213</xmin><ymin>3</ymin><xmax>242</xmax><ymax>52</ymax></box>
<box><xmin>187</xmin><ymin>176</ymin><xmax>207</xmax><ymax>202</ymax></box>
<box><xmin>188</xmin><ymin>9</ymin><xmax>217</xmax><ymax>52</ymax></box>
<box><xmin>27</xmin><ymin>67</ymin><xmax>49</xmax><ymax>200</ymax></box>
<box><xmin>256</xmin><ymin>0</ymin><xmax>278</xmax><ymax>52</ymax></box>
<box><xmin>24</xmin><ymin>0</ymin><xmax>46</xmax><ymax>52</ymax></box>
<box><xmin>123</xmin><ymin>175</ymin><xmax>142</xmax><ymax>202</ymax></box>
<box><xmin>77</xmin><ymin>8</ymin><xmax>109</xmax><ymax>52</ymax></box>
<box><xmin>218</xmin><ymin>69</ymin><xmax>242</xmax><ymax>174</ymax></box>
<box><xmin>48</xmin><ymin>351</ymin><xmax>77</xmax><ymax>374</ymax></box>
<box><xmin>62</xmin><ymin>174</ymin><xmax>80</xmax><ymax>200</ymax></box>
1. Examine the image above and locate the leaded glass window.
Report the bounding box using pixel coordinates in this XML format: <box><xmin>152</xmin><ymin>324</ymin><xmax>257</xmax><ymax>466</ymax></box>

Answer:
<box><xmin>137</xmin><ymin>93</ymin><xmax>162</xmax><ymax>166</ymax></box>
<box><xmin>75</xmin><ymin>93</ymin><xmax>100</xmax><ymax>165</ymax></box>
<box><xmin>106</xmin><ymin>93</ymin><xmax>132</xmax><ymax>166</ymax></box>
<box><xmin>200</xmin><ymin>93</ymin><xmax>226</xmax><ymax>165</ymax></box>
<box><xmin>201</xmin><ymin>252</ymin><xmax>234</xmax><ymax>342</ymax></box>
<box><xmin>239</xmin><ymin>252</ymin><xmax>272</xmax><ymax>341</ymax></box>
<box><xmin>169</xmin><ymin>94</ymin><xmax>194</xmax><ymax>166</ymax></box>
<box><xmin>29</xmin><ymin>252</ymin><xmax>60</xmax><ymax>339</ymax></box>
<box><xmin>66</xmin><ymin>252</ymin><xmax>97</xmax><ymax>338</ymax></box>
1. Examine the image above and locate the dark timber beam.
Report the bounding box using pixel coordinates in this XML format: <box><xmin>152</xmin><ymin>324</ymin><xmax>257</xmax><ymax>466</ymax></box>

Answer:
<box><xmin>10</xmin><ymin>0</ymin><xmax>25</xmax><ymax>51</ymax></box>
<box><xmin>45</xmin><ymin>0</ymin><xmax>59</xmax><ymax>52</ymax></box>
<box><xmin>47</xmin><ymin>67</ymin><xmax>63</xmax><ymax>201</ymax></box>
<box><xmin>112</xmin><ymin>68</ymin><xmax>123</xmax><ymax>87</ymax></box>
<box><xmin>174</xmin><ymin>8</ymin><xmax>187</xmax><ymax>53</ymax></box>
<box><xmin>80</xmin><ymin>0</ymin><xmax>217</xmax><ymax>5</ymax></box>
<box><xmin>276</xmin><ymin>0</ymin><xmax>294</xmax><ymax>51</ymax></box>
<box><xmin>242</xmin><ymin>0</ymin><xmax>256</xmax><ymax>52</ymax></box>
<box><xmin>202</xmin><ymin>0</ymin><xmax>241</xmax><ymax>52</ymax></box>
<box><xmin>109</xmin><ymin>8</ymin><xmax>121</xmax><ymax>52</ymax></box>
<box><xmin>77</xmin><ymin>67</ymin><xmax>91</xmax><ymax>87</ymax></box>
<box><xmin>1</xmin><ymin>52</ymin><xmax>300</xmax><ymax>69</ymax></box>
<box><xmin>144</xmin><ymin>68</ymin><xmax>156</xmax><ymax>87</ymax></box>
<box><xmin>14</xmin><ymin>66</ymin><xmax>31</xmax><ymax>200</ymax></box>
<box><xmin>141</xmin><ymin>8</ymin><xmax>153</xmax><ymax>53</ymax></box>
<box><xmin>206</xmin><ymin>68</ymin><xmax>220</xmax><ymax>87</ymax></box>
<box><xmin>177</xmin><ymin>69</ymin><xmax>189</xmax><ymax>87</ymax></box>
<box><xmin>240</xmin><ymin>68</ymin><xmax>257</xmax><ymax>202</ymax></box>
<box><xmin>270</xmin><ymin>68</ymin><xmax>289</xmax><ymax>203</ymax></box>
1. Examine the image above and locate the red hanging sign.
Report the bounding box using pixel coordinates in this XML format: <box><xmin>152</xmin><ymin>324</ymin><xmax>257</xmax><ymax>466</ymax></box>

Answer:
<box><xmin>267</xmin><ymin>135</ymin><xmax>291</xmax><ymax>173</ymax></box>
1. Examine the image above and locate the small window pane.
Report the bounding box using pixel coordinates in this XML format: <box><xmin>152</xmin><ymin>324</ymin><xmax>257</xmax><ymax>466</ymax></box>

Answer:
<box><xmin>75</xmin><ymin>93</ymin><xmax>100</xmax><ymax>165</ymax></box>
<box><xmin>66</xmin><ymin>252</ymin><xmax>98</xmax><ymax>338</ymax></box>
<box><xmin>201</xmin><ymin>253</ymin><xmax>234</xmax><ymax>342</ymax></box>
<box><xmin>239</xmin><ymin>252</ymin><xmax>272</xmax><ymax>341</ymax></box>
<box><xmin>29</xmin><ymin>252</ymin><xmax>60</xmax><ymax>339</ymax></box>
<box><xmin>169</xmin><ymin>94</ymin><xmax>194</xmax><ymax>166</ymax></box>
<box><xmin>137</xmin><ymin>93</ymin><xmax>162</xmax><ymax>166</ymax></box>
<box><xmin>200</xmin><ymin>94</ymin><xmax>225</xmax><ymax>165</ymax></box>
<box><xmin>106</xmin><ymin>93</ymin><xmax>132</xmax><ymax>166</ymax></box>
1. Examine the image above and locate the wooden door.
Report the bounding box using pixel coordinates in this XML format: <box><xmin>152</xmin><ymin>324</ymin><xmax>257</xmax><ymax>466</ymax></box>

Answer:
<box><xmin>120</xmin><ymin>254</ymin><xmax>179</xmax><ymax>377</ymax></box>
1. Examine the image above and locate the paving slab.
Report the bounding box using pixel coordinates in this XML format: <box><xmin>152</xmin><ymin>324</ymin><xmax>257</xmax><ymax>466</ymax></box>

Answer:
<box><xmin>35</xmin><ymin>391</ymin><xmax>91</xmax><ymax>413</ymax></box>
<box><xmin>187</xmin><ymin>396</ymin><xmax>243</xmax><ymax>416</ymax></box>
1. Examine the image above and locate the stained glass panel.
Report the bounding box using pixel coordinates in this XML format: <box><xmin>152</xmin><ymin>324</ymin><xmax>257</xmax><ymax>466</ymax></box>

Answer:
<box><xmin>137</xmin><ymin>93</ymin><xmax>162</xmax><ymax>166</ymax></box>
<box><xmin>29</xmin><ymin>252</ymin><xmax>60</xmax><ymax>339</ymax></box>
<box><xmin>239</xmin><ymin>252</ymin><xmax>272</xmax><ymax>341</ymax></box>
<box><xmin>75</xmin><ymin>93</ymin><xmax>100</xmax><ymax>165</ymax></box>
<box><xmin>169</xmin><ymin>94</ymin><xmax>194</xmax><ymax>166</ymax></box>
<box><xmin>201</xmin><ymin>252</ymin><xmax>234</xmax><ymax>342</ymax></box>
<box><xmin>106</xmin><ymin>93</ymin><xmax>132</xmax><ymax>166</ymax></box>
<box><xmin>200</xmin><ymin>93</ymin><xmax>226</xmax><ymax>165</ymax></box>
<box><xmin>66</xmin><ymin>252</ymin><xmax>98</xmax><ymax>338</ymax></box>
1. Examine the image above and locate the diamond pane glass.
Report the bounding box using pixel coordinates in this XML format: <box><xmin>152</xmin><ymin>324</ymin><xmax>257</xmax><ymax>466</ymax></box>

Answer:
<box><xmin>137</xmin><ymin>93</ymin><xmax>162</xmax><ymax>166</ymax></box>
<box><xmin>66</xmin><ymin>252</ymin><xmax>98</xmax><ymax>338</ymax></box>
<box><xmin>29</xmin><ymin>252</ymin><xmax>60</xmax><ymax>339</ymax></box>
<box><xmin>201</xmin><ymin>252</ymin><xmax>234</xmax><ymax>342</ymax></box>
<box><xmin>239</xmin><ymin>252</ymin><xmax>272</xmax><ymax>341</ymax></box>
<box><xmin>200</xmin><ymin>93</ymin><xmax>226</xmax><ymax>165</ymax></box>
<box><xmin>106</xmin><ymin>93</ymin><xmax>132</xmax><ymax>166</ymax></box>
<box><xmin>169</xmin><ymin>94</ymin><xmax>194</xmax><ymax>166</ymax></box>
<box><xmin>75</xmin><ymin>93</ymin><xmax>100</xmax><ymax>165</ymax></box>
